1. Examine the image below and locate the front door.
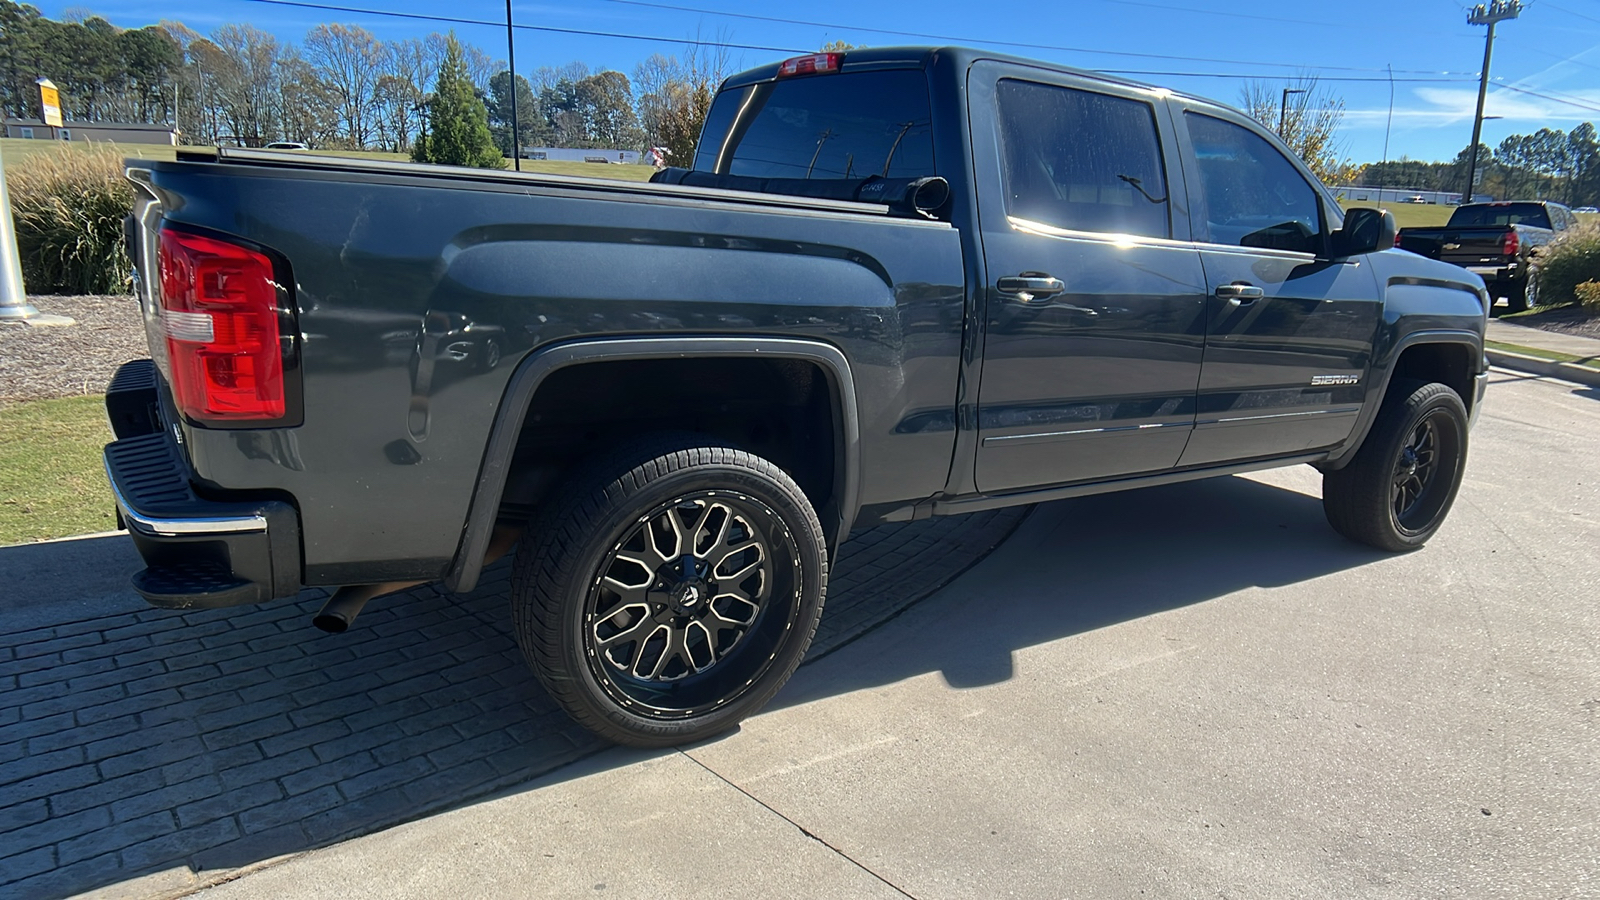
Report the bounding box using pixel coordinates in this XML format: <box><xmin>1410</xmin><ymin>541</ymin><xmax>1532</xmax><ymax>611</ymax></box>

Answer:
<box><xmin>1173</xmin><ymin>107</ymin><xmax>1382</xmax><ymax>467</ymax></box>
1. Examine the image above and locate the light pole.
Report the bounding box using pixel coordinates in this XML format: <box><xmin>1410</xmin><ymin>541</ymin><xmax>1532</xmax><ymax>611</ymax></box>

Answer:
<box><xmin>0</xmin><ymin>142</ymin><xmax>73</xmax><ymax>325</ymax></box>
<box><xmin>1279</xmin><ymin>88</ymin><xmax>1306</xmax><ymax>139</ymax></box>
<box><xmin>1463</xmin><ymin>1</ymin><xmax>1521</xmax><ymax>204</ymax></box>
<box><xmin>505</xmin><ymin>0</ymin><xmax>520</xmax><ymax>171</ymax></box>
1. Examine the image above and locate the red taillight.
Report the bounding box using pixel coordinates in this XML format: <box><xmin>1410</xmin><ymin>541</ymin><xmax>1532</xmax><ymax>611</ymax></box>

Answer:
<box><xmin>1502</xmin><ymin>229</ymin><xmax>1520</xmax><ymax>257</ymax></box>
<box><xmin>777</xmin><ymin>52</ymin><xmax>842</xmax><ymax>77</ymax></box>
<box><xmin>158</xmin><ymin>228</ymin><xmax>286</xmax><ymax>422</ymax></box>
<box><xmin>1395</xmin><ymin>231</ymin><xmax>1403</xmax><ymax>247</ymax></box>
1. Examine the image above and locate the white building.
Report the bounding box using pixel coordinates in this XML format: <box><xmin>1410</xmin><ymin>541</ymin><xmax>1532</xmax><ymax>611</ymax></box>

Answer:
<box><xmin>3</xmin><ymin>118</ymin><xmax>179</xmax><ymax>146</ymax></box>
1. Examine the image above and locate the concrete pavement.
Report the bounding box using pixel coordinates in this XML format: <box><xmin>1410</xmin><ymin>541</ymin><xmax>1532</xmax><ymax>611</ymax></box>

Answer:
<box><xmin>0</xmin><ymin>508</ymin><xmax>1025</xmax><ymax>898</ymax></box>
<box><xmin>196</xmin><ymin>369</ymin><xmax>1600</xmax><ymax>900</ymax></box>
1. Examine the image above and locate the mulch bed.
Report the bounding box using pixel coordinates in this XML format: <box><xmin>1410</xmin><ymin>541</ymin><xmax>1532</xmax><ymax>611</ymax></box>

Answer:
<box><xmin>1507</xmin><ymin>302</ymin><xmax>1600</xmax><ymax>339</ymax></box>
<box><xmin>0</xmin><ymin>295</ymin><xmax>146</xmax><ymax>404</ymax></box>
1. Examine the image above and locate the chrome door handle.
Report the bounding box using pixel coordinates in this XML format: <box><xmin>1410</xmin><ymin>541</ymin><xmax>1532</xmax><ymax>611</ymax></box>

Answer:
<box><xmin>997</xmin><ymin>273</ymin><xmax>1066</xmax><ymax>303</ymax></box>
<box><xmin>1216</xmin><ymin>283</ymin><xmax>1265</xmax><ymax>304</ymax></box>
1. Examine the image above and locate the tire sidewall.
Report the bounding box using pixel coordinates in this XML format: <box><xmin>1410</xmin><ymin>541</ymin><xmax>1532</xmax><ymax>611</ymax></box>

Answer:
<box><xmin>1372</xmin><ymin>385</ymin><xmax>1469</xmax><ymax>548</ymax></box>
<box><xmin>540</xmin><ymin>454</ymin><xmax>825</xmax><ymax>746</ymax></box>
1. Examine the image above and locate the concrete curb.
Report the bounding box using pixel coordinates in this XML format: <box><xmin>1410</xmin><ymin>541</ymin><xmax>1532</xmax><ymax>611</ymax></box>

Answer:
<box><xmin>1485</xmin><ymin>346</ymin><xmax>1600</xmax><ymax>389</ymax></box>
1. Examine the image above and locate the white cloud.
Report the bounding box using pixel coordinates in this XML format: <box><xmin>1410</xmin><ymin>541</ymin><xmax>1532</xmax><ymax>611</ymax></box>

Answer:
<box><xmin>1341</xmin><ymin>85</ymin><xmax>1600</xmax><ymax>129</ymax></box>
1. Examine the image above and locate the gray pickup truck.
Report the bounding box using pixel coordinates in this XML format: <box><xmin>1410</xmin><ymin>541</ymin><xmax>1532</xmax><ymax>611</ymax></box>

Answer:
<box><xmin>107</xmin><ymin>47</ymin><xmax>1489</xmax><ymax>747</ymax></box>
<box><xmin>1396</xmin><ymin>200</ymin><xmax>1578</xmax><ymax>313</ymax></box>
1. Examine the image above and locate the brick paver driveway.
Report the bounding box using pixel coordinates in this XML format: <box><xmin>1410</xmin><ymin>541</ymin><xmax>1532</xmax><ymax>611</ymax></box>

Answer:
<box><xmin>0</xmin><ymin>509</ymin><xmax>1024</xmax><ymax>898</ymax></box>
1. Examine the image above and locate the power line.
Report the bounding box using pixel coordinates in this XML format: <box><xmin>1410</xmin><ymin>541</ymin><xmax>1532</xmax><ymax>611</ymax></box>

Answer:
<box><xmin>231</xmin><ymin>0</ymin><xmax>812</xmax><ymax>54</ymax></box>
<box><xmin>596</xmin><ymin>0</ymin><xmax>1480</xmax><ymax>75</ymax></box>
<box><xmin>1496</xmin><ymin>82</ymin><xmax>1600</xmax><ymax>114</ymax></box>
<box><xmin>223</xmin><ymin>0</ymin><xmax>1480</xmax><ymax>87</ymax></box>
<box><xmin>1542</xmin><ymin>1</ymin><xmax>1600</xmax><ymax>25</ymax></box>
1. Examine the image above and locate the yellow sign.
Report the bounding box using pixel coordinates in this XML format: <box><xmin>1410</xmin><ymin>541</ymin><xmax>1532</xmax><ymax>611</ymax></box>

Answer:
<box><xmin>37</xmin><ymin>79</ymin><xmax>62</xmax><ymax>128</ymax></box>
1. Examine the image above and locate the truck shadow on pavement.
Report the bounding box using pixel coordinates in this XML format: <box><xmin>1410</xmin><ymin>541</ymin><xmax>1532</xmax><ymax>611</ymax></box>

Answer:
<box><xmin>774</xmin><ymin>474</ymin><xmax>1385</xmax><ymax>708</ymax></box>
<box><xmin>0</xmin><ymin>475</ymin><xmax>1376</xmax><ymax>899</ymax></box>
<box><xmin>0</xmin><ymin>507</ymin><xmax>1023</xmax><ymax>898</ymax></box>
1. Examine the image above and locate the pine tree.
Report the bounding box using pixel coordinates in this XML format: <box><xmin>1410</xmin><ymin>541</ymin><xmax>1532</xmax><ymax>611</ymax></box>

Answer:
<box><xmin>411</xmin><ymin>33</ymin><xmax>502</xmax><ymax>169</ymax></box>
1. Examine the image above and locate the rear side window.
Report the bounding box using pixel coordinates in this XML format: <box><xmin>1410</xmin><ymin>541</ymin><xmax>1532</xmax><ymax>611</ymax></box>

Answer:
<box><xmin>1447</xmin><ymin>203</ymin><xmax>1553</xmax><ymax>229</ymax></box>
<box><xmin>1185</xmin><ymin>113</ymin><xmax>1323</xmax><ymax>255</ymax></box>
<box><xmin>693</xmin><ymin>70</ymin><xmax>935</xmax><ymax>179</ymax></box>
<box><xmin>995</xmin><ymin>79</ymin><xmax>1170</xmax><ymax>239</ymax></box>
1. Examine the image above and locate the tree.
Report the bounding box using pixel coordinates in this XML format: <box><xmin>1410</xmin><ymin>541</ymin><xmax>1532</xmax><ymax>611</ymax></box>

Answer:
<box><xmin>577</xmin><ymin>70</ymin><xmax>644</xmax><ymax>149</ymax></box>
<box><xmin>487</xmin><ymin>69</ymin><xmax>543</xmax><ymax>156</ymax></box>
<box><xmin>210</xmin><ymin>24</ymin><xmax>282</xmax><ymax>147</ymax></box>
<box><xmin>304</xmin><ymin>23</ymin><xmax>383</xmax><ymax>148</ymax></box>
<box><xmin>412</xmin><ymin>33</ymin><xmax>501</xmax><ymax>169</ymax></box>
<box><xmin>820</xmin><ymin>40</ymin><xmax>859</xmax><ymax>52</ymax></box>
<box><xmin>633</xmin><ymin>42</ymin><xmax>726</xmax><ymax>166</ymax></box>
<box><xmin>1240</xmin><ymin>76</ymin><xmax>1355</xmax><ymax>186</ymax></box>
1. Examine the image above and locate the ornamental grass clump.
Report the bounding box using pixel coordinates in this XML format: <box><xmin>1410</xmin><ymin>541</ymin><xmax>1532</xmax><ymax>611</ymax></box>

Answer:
<box><xmin>1536</xmin><ymin>220</ymin><xmax>1600</xmax><ymax>311</ymax></box>
<box><xmin>1574</xmin><ymin>280</ymin><xmax>1600</xmax><ymax>313</ymax></box>
<box><xmin>6</xmin><ymin>144</ymin><xmax>134</xmax><ymax>295</ymax></box>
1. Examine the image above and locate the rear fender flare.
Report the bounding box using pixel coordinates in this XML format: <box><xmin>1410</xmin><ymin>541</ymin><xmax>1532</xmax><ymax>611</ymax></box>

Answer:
<box><xmin>444</xmin><ymin>336</ymin><xmax>861</xmax><ymax>593</ymax></box>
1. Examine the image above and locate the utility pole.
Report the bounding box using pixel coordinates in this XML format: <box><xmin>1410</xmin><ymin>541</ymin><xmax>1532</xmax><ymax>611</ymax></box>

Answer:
<box><xmin>505</xmin><ymin>0</ymin><xmax>520</xmax><ymax>171</ymax></box>
<box><xmin>1463</xmin><ymin>1</ymin><xmax>1521</xmax><ymax>204</ymax></box>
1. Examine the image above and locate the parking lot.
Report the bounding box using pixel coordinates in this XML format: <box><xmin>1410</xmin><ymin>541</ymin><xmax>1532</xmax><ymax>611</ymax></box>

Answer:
<box><xmin>3</xmin><ymin>370</ymin><xmax>1597</xmax><ymax>899</ymax></box>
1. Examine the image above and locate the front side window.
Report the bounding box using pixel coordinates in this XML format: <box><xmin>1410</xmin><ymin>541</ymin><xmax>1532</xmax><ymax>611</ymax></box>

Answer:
<box><xmin>995</xmin><ymin>79</ymin><xmax>1170</xmax><ymax>239</ymax></box>
<box><xmin>694</xmin><ymin>70</ymin><xmax>935</xmax><ymax>180</ymax></box>
<box><xmin>1185</xmin><ymin>113</ymin><xmax>1322</xmax><ymax>255</ymax></box>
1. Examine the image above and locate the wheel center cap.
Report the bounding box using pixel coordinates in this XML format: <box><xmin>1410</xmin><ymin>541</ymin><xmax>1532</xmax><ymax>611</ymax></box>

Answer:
<box><xmin>667</xmin><ymin>575</ymin><xmax>712</xmax><ymax>616</ymax></box>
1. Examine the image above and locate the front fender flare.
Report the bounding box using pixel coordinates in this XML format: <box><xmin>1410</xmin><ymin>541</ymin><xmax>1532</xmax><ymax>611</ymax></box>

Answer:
<box><xmin>1320</xmin><ymin>328</ymin><xmax>1483</xmax><ymax>470</ymax></box>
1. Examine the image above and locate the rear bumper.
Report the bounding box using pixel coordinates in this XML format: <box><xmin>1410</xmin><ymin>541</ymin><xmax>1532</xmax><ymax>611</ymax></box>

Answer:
<box><xmin>104</xmin><ymin>361</ymin><xmax>302</xmax><ymax>609</ymax></box>
<box><xmin>1465</xmin><ymin>264</ymin><xmax>1517</xmax><ymax>282</ymax></box>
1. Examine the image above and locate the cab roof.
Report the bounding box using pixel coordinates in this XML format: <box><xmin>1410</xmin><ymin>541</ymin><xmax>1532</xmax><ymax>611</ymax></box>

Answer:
<box><xmin>720</xmin><ymin>45</ymin><xmax>1204</xmax><ymax>104</ymax></box>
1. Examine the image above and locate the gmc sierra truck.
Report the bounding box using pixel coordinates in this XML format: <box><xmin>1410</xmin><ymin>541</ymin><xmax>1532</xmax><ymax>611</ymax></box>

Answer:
<box><xmin>1396</xmin><ymin>200</ymin><xmax>1577</xmax><ymax>313</ymax></box>
<box><xmin>106</xmin><ymin>47</ymin><xmax>1489</xmax><ymax>748</ymax></box>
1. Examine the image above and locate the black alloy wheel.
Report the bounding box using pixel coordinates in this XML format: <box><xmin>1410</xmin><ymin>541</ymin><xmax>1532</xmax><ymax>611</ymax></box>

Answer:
<box><xmin>1323</xmin><ymin>381</ymin><xmax>1469</xmax><ymax>552</ymax></box>
<box><xmin>511</xmin><ymin>437</ymin><xmax>827</xmax><ymax>748</ymax></box>
<box><xmin>586</xmin><ymin>491</ymin><xmax>792</xmax><ymax>717</ymax></box>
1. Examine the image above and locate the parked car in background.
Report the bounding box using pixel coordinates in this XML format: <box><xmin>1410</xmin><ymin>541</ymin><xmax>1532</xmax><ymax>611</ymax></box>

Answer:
<box><xmin>1395</xmin><ymin>200</ymin><xmax>1574</xmax><ymax>313</ymax></box>
<box><xmin>1405</xmin><ymin>195</ymin><xmax>1431</xmax><ymax>204</ymax></box>
<box><xmin>264</xmin><ymin>141</ymin><xmax>309</xmax><ymax>150</ymax></box>
<box><xmin>1575</xmin><ymin>206</ymin><xmax>1598</xmax><ymax>214</ymax></box>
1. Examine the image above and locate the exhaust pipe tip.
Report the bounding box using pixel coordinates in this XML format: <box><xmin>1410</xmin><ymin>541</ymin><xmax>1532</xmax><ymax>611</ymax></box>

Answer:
<box><xmin>311</xmin><ymin>580</ymin><xmax>425</xmax><ymax>634</ymax></box>
<box><xmin>312</xmin><ymin>611</ymin><xmax>353</xmax><ymax>634</ymax></box>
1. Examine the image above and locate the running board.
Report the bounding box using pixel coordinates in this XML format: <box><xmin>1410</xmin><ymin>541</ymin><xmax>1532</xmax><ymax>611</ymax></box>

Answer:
<box><xmin>933</xmin><ymin>453</ymin><xmax>1329</xmax><ymax>516</ymax></box>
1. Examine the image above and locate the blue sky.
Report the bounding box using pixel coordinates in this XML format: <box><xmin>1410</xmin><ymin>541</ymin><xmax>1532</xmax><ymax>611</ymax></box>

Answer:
<box><xmin>34</xmin><ymin>0</ymin><xmax>1600</xmax><ymax>163</ymax></box>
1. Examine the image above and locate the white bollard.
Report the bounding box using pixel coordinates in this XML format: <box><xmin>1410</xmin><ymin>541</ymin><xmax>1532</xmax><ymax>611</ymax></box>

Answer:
<box><xmin>0</xmin><ymin>140</ymin><xmax>73</xmax><ymax>326</ymax></box>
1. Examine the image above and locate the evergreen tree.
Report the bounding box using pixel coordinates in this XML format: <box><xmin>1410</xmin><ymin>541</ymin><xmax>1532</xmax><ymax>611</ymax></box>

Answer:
<box><xmin>411</xmin><ymin>33</ymin><xmax>501</xmax><ymax>169</ymax></box>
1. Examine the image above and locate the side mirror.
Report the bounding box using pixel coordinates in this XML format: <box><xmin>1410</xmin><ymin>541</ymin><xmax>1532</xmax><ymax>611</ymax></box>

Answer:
<box><xmin>1333</xmin><ymin>207</ymin><xmax>1397</xmax><ymax>257</ymax></box>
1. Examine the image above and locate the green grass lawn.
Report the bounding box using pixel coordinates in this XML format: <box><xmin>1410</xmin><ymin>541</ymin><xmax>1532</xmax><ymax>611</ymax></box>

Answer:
<box><xmin>2</xmin><ymin>137</ymin><xmax>655</xmax><ymax>182</ymax></box>
<box><xmin>0</xmin><ymin>395</ymin><xmax>116</xmax><ymax>545</ymax></box>
<box><xmin>1336</xmin><ymin>198</ymin><xmax>1454</xmax><ymax>229</ymax></box>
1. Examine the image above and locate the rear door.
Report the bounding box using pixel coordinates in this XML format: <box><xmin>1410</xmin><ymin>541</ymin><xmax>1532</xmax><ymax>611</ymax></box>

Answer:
<box><xmin>1171</xmin><ymin>104</ymin><xmax>1381</xmax><ymax>466</ymax></box>
<box><xmin>970</xmin><ymin>63</ymin><xmax>1207</xmax><ymax>493</ymax></box>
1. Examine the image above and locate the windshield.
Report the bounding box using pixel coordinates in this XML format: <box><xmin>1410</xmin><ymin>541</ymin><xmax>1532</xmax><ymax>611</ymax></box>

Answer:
<box><xmin>693</xmin><ymin>69</ymin><xmax>936</xmax><ymax>180</ymax></box>
<box><xmin>1447</xmin><ymin>203</ymin><xmax>1552</xmax><ymax>229</ymax></box>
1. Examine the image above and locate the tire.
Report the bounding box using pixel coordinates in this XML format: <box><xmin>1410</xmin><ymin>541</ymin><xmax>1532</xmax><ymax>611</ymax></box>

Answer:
<box><xmin>1322</xmin><ymin>381</ymin><xmax>1469</xmax><ymax>552</ymax></box>
<box><xmin>1505</xmin><ymin>270</ymin><xmax>1538</xmax><ymax>314</ymax></box>
<box><xmin>510</xmin><ymin>435</ymin><xmax>828</xmax><ymax>748</ymax></box>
